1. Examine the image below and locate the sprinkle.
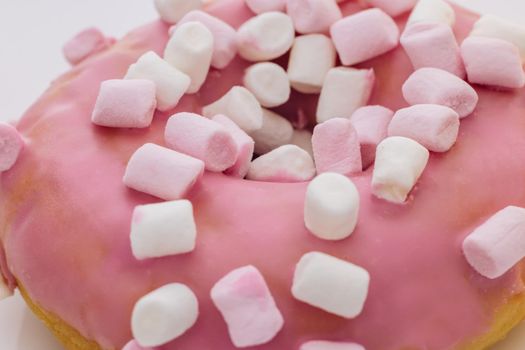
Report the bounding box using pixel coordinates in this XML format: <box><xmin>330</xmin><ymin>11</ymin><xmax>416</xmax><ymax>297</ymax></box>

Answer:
<box><xmin>292</xmin><ymin>252</ymin><xmax>370</xmax><ymax>319</ymax></box>
<box><xmin>287</xmin><ymin>34</ymin><xmax>337</xmax><ymax>94</ymax></box>
<box><xmin>366</xmin><ymin>0</ymin><xmax>417</xmax><ymax>17</ymax></box>
<box><xmin>0</xmin><ymin>122</ymin><xmax>24</xmax><ymax>172</ymax></box>
<box><xmin>286</xmin><ymin>0</ymin><xmax>342</xmax><ymax>34</ymax></box>
<box><xmin>211</xmin><ymin>266</ymin><xmax>284</xmax><ymax>347</ymax></box>
<box><xmin>153</xmin><ymin>0</ymin><xmax>203</xmax><ymax>24</ymax></box>
<box><xmin>245</xmin><ymin>0</ymin><xmax>286</xmax><ymax>14</ymax></box>
<box><xmin>125</xmin><ymin>51</ymin><xmax>190</xmax><ymax>112</ymax></box>
<box><xmin>247</xmin><ymin>145</ymin><xmax>316</xmax><ymax>182</ymax></box>
<box><xmin>407</xmin><ymin>0</ymin><xmax>455</xmax><ymax>27</ymax></box>
<box><xmin>250</xmin><ymin>109</ymin><xmax>294</xmax><ymax>155</ymax></box>
<box><xmin>316</xmin><ymin>67</ymin><xmax>375</xmax><ymax>124</ymax></box>
<box><xmin>243</xmin><ymin>62</ymin><xmax>291</xmax><ymax>108</ymax></box>
<box><xmin>130</xmin><ymin>200</ymin><xmax>196</xmax><ymax>260</ymax></box>
<box><xmin>62</xmin><ymin>27</ymin><xmax>114</xmax><ymax>65</ymax></box>
<box><xmin>372</xmin><ymin>136</ymin><xmax>429</xmax><ymax>204</ymax></box>
<box><xmin>123</xmin><ymin>143</ymin><xmax>204</xmax><ymax>200</ymax></box>
<box><xmin>304</xmin><ymin>173</ymin><xmax>360</xmax><ymax>241</ymax></box>
<box><xmin>300</xmin><ymin>341</ymin><xmax>366</xmax><ymax>350</ymax></box>
<box><xmin>91</xmin><ymin>79</ymin><xmax>156</xmax><ymax>128</ymax></box>
<box><xmin>132</xmin><ymin>283</ymin><xmax>199</xmax><ymax>347</ymax></box>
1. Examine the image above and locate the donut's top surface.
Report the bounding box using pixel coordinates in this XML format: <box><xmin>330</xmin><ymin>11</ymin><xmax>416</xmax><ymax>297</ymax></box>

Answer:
<box><xmin>1</xmin><ymin>1</ymin><xmax>525</xmax><ymax>349</ymax></box>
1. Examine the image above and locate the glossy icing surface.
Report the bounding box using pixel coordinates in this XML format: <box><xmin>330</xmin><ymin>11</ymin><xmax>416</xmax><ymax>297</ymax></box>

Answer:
<box><xmin>1</xmin><ymin>1</ymin><xmax>525</xmax><ymax>349</ymax></box>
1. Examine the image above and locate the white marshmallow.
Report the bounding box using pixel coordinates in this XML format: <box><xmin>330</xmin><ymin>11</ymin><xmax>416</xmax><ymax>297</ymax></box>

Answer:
<box><xmin>292</xmin><ymin>252</ymin><xmax>370</xmax><ymax>319</ymax></box>
<box><xmin>304</xmin><ymin>173</ymin><xmax>360</xmax><ymax>241</ymax></box>
<box><xmin>245</xmin><ymin>0</ymin><xmax>286</xmax><ymax>14</ymax></box>
<box><xmin>154</xmin><ymin>0</ymin><xmax>203</xmax><ymax>24</ymax></box>
<box><xmin>130</xmin><ymin>200</ymin><xmax>196</xmax><ymax>260</ymax></box>
<box><xmin>236</xmin><ymin>12</ymin><xmax>295</xmax><ymax>62</ymax></box>
<box><xmin>317</xmin><ymin>67</ymin><xmax>375</xmax><ymax>124</ymax></box>
<box><xmin>288</xmin><ymin>34</ymin><xmax>337</xmax><ymax>94</ymax></box>
<box><xmin>202</xmin><ymin>86</ymin><xmax>263</xmax><ymax>133</ymax></box>
<box><xmin>470</xmin><ymin>14</ymin><xmax>525</xmax><ymax>61</ymax></box>
<box><xmin>243</xmin><ymin>62</ymin><xmax>291</xmax><ymax>108</ymax></box>
<box><xmin>132</xmin><ymin>283</ymin><xmax>199</xmax><ymax>347</ymax></box>
<box><xmin>164</xmin><ymin>21</ymin><xmax>213</xmax><ymax>94</ymax></box>
<box><xmin>250</xmin><ymin>109</ymin><xmax>294</xmax><ymax>155</ymax></box>
<box><xmin>0</xmin><ymin>278</ymin><xmax>11</xmax><ymax>301</ymax></box>
<box><xmin>125</xmin><ymin>51</ymin><xmax>190</xmax><ymax>112</ymax></box>
<box><xmin>291</xmin><ymin>129</ymin><xmax>314</xmax><ymax>157</ymax></box>
<box><xmin>247</xmin><ymin>144</ymin><xmax>316</xmax><ymax>182</ymax></box>
<box><xmin>407</xmin><ymin>0</ymin><xmax>455</xmax><ymax>27</ymax></box>
<box><xmin>301</xmin><ymin>341</ymin><xmax>366</xmax><ymax>350</ymax></box>
<box><xmin>372</xmin><ymin>136</ymin><xmax>429</xmax><ymax>203</ymax></box>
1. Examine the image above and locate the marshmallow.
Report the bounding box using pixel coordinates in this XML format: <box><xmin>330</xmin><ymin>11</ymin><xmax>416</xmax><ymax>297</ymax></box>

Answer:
<box><xmin>247</xmin><ymin>145</ymin><xmax>316</xmax><ymax>182</ymax></box>
<box><xmin>122</xmin><ymin>340</ymin><xmax>153</xmax><ymax>350</ymax></box>
<box><xmin>401</xmin><ymin>22</ymin><xmax>465</xmax><ymax>78</ymax></box>
<box><xmin>123</xmin><ymin>143</ymin><xmax>204</xmax><ymax>200</ymax></box>
<box><xmin>91</xmin><ymin>79</ymin><xmax>156</xmax><ymax>128</ymax></box>
<box><xmin>125</xmin><ymin>51</ymin><xmax>190</xmax><ymax>112</ymax></box>
<box><xmin>304</xmin><ymin>173</ymin><xmax>360</xmax><ymax>241</ymax></box>
<box><xmin>211</xmin><ymin>266</ymin><xmax>284</xmax><ymax>347</ymax></box>
<box><xmin>0</xmin><ymin>277</ymin><xmax>12</xmax><ymax>301</ymax></box>
<box><xmin>286</xmin><ymin>0</ymin><xmax>342</xmax><ymax>34</ymax></box>
<box><xmin>62</xmin><ymin>27</ymin><xmax>113</xmax><ymax>65</ymax></box>
<box><xmin>164</xmin><ymin>22</ymin><xmax>213</xmax><ymax>94</ymax></box>
<box><xmin>372</xmin><ymin>136</ymin><xmax>429</xmax><ymax>203</ymax></box>
<box><xmin>250</xmin><ymin>109</ymin><xmax>294</xmax><ymax>155</ymax></box>
<box><xmin>388</xmin><ymin>104</ymin><xmax>460</xmax><ymax>152</ymax></box>
<box><xmin>0</xmin><ymin>123</ymin><xmax>24</xmax><ymax>172</ymax></box>
<box><xmin>312</xmin><ymin>118</ymin><xmax>362</xmax><ymax>176</ymax></box>
<box><xmin>212</xmin><ymin>114</ymin><xmax>255</xmax><ymax>178</ymax></box>
<box><xmin>174</xmin><ymin>11</ymin><xmax>237</xmax><ymax>69</ymax></box>
<box><xmin>407</xmin><ymin>0</ymin><xmax>455</xmax><ymax>27</ymax></box>
<box><xmin>154</xmin><ymin>0</ymin><xmax>203</xmax><ymax>24</ymax></box>
<box><xmin>291</xmin><ymin>129</ymin><xmax>314</xmax><ymax>158</ymax></box>
<box><xmin>301</xmin><ymin>341</ymin><xmax>366</xmax><ymax>350</ymax></box>
<box><xmin>236</xmin><ymin>12</ymin><xmax>295</xmax><ymax>62</ymax></box>
<box><xmin>292</xmin><ymin>252</ymin><xmax>370</xmax><ymax>318</ymax></box>
<box><xmin>470</xmin><ymin>14</ymin><xmax>525</xmax><ymax>62</ymax></box>
<box><xmin>367</xmin><ymin>0</ymin><xmax>417</xmax><ymax>17</ymax></box>
<box><xmin>350</xmin><ymin>106</ymin><xmax>393</xmax><ymax>169</ymax></box>
<box><xmin>317</xmin><ymin>67</ymin><xmax>375</xmax><ymax>124</ymax></box>
<box><xmin>202</xmin><ymin>86</ymin><xmax>263</xmax><ymax>133</ymax></box>
<box><xmin>245</xmin><ymin>0</ymin><xmax>286</xmax><ymax>14</ymax></box>
<box><xmin>132</xmin><ymin>283</ymin><xmax>199</xmax><ymax>347</ymax></box>
<box><xmin>330</xmin><ymin>9</ymin><xmax>399</xmax><ymax>66</ymax></box>
<box><xmin>461</xmin><ymin>37</ymin><xmax>525</xmax><ymax>89</ymax></box>
<box><xmin>463</xmin><ymin>206</ymin><xmax>525</xmax><ymax>279</ymax></box>
<box><xmin>165</xmin><ymin>112</ymin><xmax>237</xmax><ymax>172</ymax></box>
<box><xmin>243</xmin><ymin>62</ymin><xmax>291</xmax><ymax>107</ymax></box>
<box><xmin>287</xmin><ymin>34</ymin><xmax>337</xmax><ymax>94</ymax></box>
<box><xmin>402</xmin><ymin>67</ymin><xmax>479</xmax><ymax>118</ymax></box>
<box><xmin>130</xmin><ymin>200</ymin><xmax>196</xmax><ymax>260</ymax></box>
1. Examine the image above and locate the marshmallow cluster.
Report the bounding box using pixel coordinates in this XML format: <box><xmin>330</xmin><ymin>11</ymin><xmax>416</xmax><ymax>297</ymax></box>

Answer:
<box><xmin>286</xmin><ymin>0</ymin><xmax>342</xmax><ymax>34</ymax></box>
<box><xmin>243</xmin><ymin>62</ymin><xmax>291</xmax><ymax>107</ymax></box>
<box><xmin>62</xmin><ymin>27</ymin><xmax>114</xmax><ymax>65</ymax></box>
<box><xmin>154</xmin><ymin>0</ymin><xmax>203</xmax><ymax>24</ymax></box>
<box><xmin>407</xmin><ymin>0</ymin><xmax>455</xmax><ymax>27</ymax></box>
<box><xmin>0</xmin><ymin>122</ymin><xmax>24</xmax><ymax>172</ymax></box>
<box><xmin>250</xmin><ymin>109</ymin><xmax>294</xmax><ymax>155</ymax></box>
<box><xmin>245</xmin><ymin>0</ymin><xmax>286</xmax><ymax>14</ymax></box>
<box><xmin>291</xmin><ymin>129</ymin><xmax>314</xmax><ymax>157</ymax></box>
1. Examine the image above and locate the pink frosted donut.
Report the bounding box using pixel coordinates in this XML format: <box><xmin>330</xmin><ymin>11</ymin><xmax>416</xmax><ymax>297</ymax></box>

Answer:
<box><xmin>2</xmin><ymin>1</ymin><xmax>525</xmax><ymax>350</ymax></box>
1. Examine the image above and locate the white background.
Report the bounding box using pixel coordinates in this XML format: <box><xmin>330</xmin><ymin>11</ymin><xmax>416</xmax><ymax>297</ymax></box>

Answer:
<box><xmin>0</xmin><ymin>1</ymin><xmax>525</xmax><ymax>349</ymax></box>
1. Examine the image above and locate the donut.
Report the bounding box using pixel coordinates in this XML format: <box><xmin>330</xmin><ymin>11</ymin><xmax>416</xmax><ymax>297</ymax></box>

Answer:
<box><xmin>1</xmin><ymin>0</ymin><xmax>525</xmax><ymax>349</ymax></box>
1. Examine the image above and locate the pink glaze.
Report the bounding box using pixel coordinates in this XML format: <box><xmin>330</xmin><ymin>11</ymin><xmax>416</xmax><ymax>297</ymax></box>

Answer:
<box><xmin>1</xmin><ymin>1</ymin><xmax>525</xmax><ymax>350</ymax></box>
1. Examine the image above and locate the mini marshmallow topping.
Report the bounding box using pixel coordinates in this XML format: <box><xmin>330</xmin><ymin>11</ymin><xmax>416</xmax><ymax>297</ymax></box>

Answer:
<box><xmin>131</xmin><ymin>283</ymin><xmax>199</xmax><ymax>347</ymax></box>
<box><xmin>122</xmin><ymin>340</ymin><xmax>153</xmax><ymax>350</ymax></box>
<box><xmin>154</xmin><ymin>0</ymin><xmax>203</xmax><ymax>24</ymax></box>
<box><xmin>292</xmin><ymin>252</ymin><xmax>370</xmax><ymax>319</ymax></box>
<box><xmin>372</xmin><ymin>136</ymin><xmax>429</xmax><ymax>203</ymax></box>
<box><xmin>0</xmin><ymin>122</ymin><xmax>24</xmax><ymax>172</ymax></box>
<box><xmin>245</xmin><ymin>0</ymin><xmax>286</xmax><ymax>14</ymax></box>
<box><xmin>300</xmin><ymin>341</ymin><xmax>366</xmax><ymax>350</ymax></box>
<box><xmin>407</xmin><ymin>0</ymin><xmax>456</xmax><ymax>27</ymax></box>
<box><xmin>0</xmin><ymin>277</ymin><xmax>12</xmax><ymax>301</ymax></box>
<box><xmin>164</xmin><ymin>21</ymin><xmax>214</xmax><ymax>94</ymax></box>
<box><xmin>286</xmin><ymin>0</ymin><xmax>342</xmax><ymax>34</ymax></box>
<box><xmin>236</xmin><ymin>11</ymin><xmax>295</xmax><ymax>62</ymax></box>
<box><xmin>304</xmin><ymin>173</ymin><xmax>360</xmax><ymax>241</ymax></box>
<box><xmin>62</xmin><ymin>27</ymin><xmax>114</xmax><ymax>65</ymax></box>
<box><xmin>130</xmin><ymin>200</ymin><xmax>197</xmax><ymax>260</ymax></box>
<box><xmin>367</xmin><ymin>0</ymin><xmax>417</xmax><ymax>17</ymax></box>
<box><xmin>250</xmin><ymin>109</ymin><xmax>294</xmax><ymax>155</ymax></box>
<box><xmin>211</xmin><ymin>265</ymin><xmax>284</xmax><ymax>347</ymax></box>
<box><xmin>291</xmin><ymin>129</ymin><xmax>314</xmax><ymax>157</ymax></box>
<box><xmin>243</xmin><ymin>62</ymin><xmax>291</xmax><ymax>108</ymax></box>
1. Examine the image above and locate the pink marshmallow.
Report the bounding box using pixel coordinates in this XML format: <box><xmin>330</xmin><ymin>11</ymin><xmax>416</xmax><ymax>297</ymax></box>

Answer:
<box><xmin>388</xmin><ymin>104</ymin><xmax>460</xmax><ymax>152</ymax></box>
<box><xmin>312</xmin><ymin>118</ymin><xmax>362</xmax><ymax>176</ymax></box>
<box><xmin>350</xmin><ymin>105</ymin><xmax>394</xmax><ymax>169</ymax></box>
<box><xmin>0</xmin><ymin>122</ymin><xmax>24</xmax><ymax>172</ymax></box>
<box><xmin>211</xmin><ymin>265</ymin><xmax>284</xmax><ymax>348</ymax></box>
<box><xmin>367</xmin><ymin>0</ymin><xmax>417</xmax><ymax>17</ymax></box>
<box><xmin>463</xmin><ymin>206</ymin><xmax>525</xmax><ymax>279</ymax></box>
<box><xmin>91</xmin><ymin>79</ymin><xmax>157</xmax><ymax>128</ymax></box>
<box><xmin>173</xmin><ymin>11</ymin><xmax>237</xmax><ymax>69</ymax></box>
<box><xmin>62</xmin><ymin>27</ymin><xmax>114</xmax><ymax>65</ymax></box>
<box><xmin>286</xmin><ymin>0</ymin><xmax>342</xmax><ymax>34</ymax></box>
<box><xmin>123</xmin><ymin>143</ymin><xmax>204</xmax><ymax>200</ymax></box>
<box><xmin>461</xmin><ymin>36</ymin><xmax>525</xmax><ymax>89</ymax></box>
<box><xmin>165</xmin><ymin>113</ymin><xmax>237</xmax><ymax>172</ymax></box>
<box><xmin>401</xmin><ymin>22</ymin><xmax>465</xmax><ymax>78</ymax></box>
<box><xmin>330</xmin><ymin>9</ymin><xmax>400</xmax><ymax>66</ymax></box>
<box><xmin>402</xmin><ymin>67</ymin><xmax>479</xmax><ymax>118</ymax></box>
<box><xmin>246</xmin><ymin>0</ymin><xmax>286</xmax><ymax>14</ymax></box>
<box><xmin>212</xmin><ymin>114</ymin><xmax>255</xmax><ymax>178</ymax></box>
<box><xmin>122</xmin><ymin>340</ymin><xmax>153</xmax><ymax>350</ymax></box>
<box><xmin>301</xmin><ymin>341</ymin><xmax>366</xmax><ymax>350</ymax></box>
